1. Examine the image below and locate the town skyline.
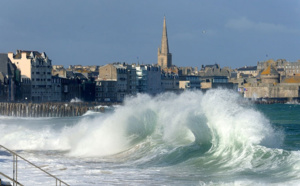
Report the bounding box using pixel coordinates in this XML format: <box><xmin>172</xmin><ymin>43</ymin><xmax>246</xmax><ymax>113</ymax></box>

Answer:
<box><xmin>1</xmin><ymin>1</ymin><xmax>300</xmax><ymax>68</ymax></box>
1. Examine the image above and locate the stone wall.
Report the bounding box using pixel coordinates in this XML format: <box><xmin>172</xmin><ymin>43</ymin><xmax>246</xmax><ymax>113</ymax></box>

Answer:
<box><xmin>0</xmin><ymin>102</ymin><xmax>107</xmax><ymax>117</ymax></box>
<box><xmin>99</xmin><ymin>64</ymin><xmax>117</xmax><ymax>80</ymax></box>
<box><xmin>244</xmin><ymin>84</ymin><xmax>300</xmax><ymax>99</ymax></box>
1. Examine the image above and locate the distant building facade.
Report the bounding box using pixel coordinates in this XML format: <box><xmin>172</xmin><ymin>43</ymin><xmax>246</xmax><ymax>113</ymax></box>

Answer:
<box><xmin>52</xmin><ymin>65</ymin><xmax>67</xmax><ymax>78</ymax></box>
<box><xmin>95</xmin><ymin>80</ymin><xmax>117</xmax><ymax>102</ymax></box>
<box><xmin>8</xmin><ymin>50</ymin><xmax>52</xmax><ymax>102</ymax></box>
<box><xmin>179</xmin><ymin>75</ymin><xmax>201</xmax><ymax>90</ymax></box>
<box><xmin>136</xmin><ymin>65</ymin><xmax>162</xmax><ymax>95</ymax></box>
<box><xmin>257</xmin><ymin>59</ymin><xmax>300</xmax><ymax>77</ymax></box>
<box><xmin>237</xmin><ymin>66</ymin><xmax>258</xmax><ymax>78</ymax></box>
<box><xmin>97</xmin><ymin>64</ymin><xmax>128</xmax><ymax>102</ymax></box>
<box><xmin>0</xmin><ymin>54</ymin><xmax>21</xmax><ymax>101</ymax></box>
<box><xmin>178</xmin><ymin>67</ymin><xmax>199</xmax><ymax>76</ymax></box>
<box><xmin>51</xmin><ymin>75</ymin><xmax>62</xmax><ymax>101</ymax></box>
<box><xmin>96</xmin><ymin>63</ymin><xmax>163</xmax><ymax>102</ymax></box>
<box><xmin>61</xmin><ymin>77</ymin><xmax>82</xmax><ymax>102</ymax></box>
<box><xmin>125</xmin><ymin>64</ymin><xmax>137</xmax><ymax>96</ymax></box>
<box><xmin>244</xmin><ymin>64</ymin><xmax>300</xmax><ymax>99</ymax></box>
<box><xmin>161</xmin><ymin>73</ymin><xmax>180</xmax><ymax>92</ymax></box>
<box><xmin>198</xmin><ymin>64</ymin><xmax>234</xmax><ymax>90</ymax></box>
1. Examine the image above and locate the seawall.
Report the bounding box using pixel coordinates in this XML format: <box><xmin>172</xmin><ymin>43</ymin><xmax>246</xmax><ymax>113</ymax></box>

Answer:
<box><xmin>251</xmin><ymin>97</ymin><xmax>300</xmax><ymax>104</ymax></box>
<box><xmin>0</xmin><ymin>102</ymin><xmax>110</xmax><ymax>117</ymax></box>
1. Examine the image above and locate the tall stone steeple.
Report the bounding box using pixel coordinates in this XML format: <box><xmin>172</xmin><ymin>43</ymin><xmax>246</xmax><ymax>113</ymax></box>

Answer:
<box><xmin>158</xmin><ymin>16</ymin><xmax>172</xmax><ymax>69</ymax></box>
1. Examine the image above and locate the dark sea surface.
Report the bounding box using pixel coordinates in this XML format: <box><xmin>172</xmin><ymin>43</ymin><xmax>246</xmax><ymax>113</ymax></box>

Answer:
<box><xmin>256</xmin><ymin>103</ymin><xmax>300</xmax><ymax>151</ymax></box>
<box><xmin>1</xmin><ymin>90</ymin><xmax>300</xmax><ymax>185</ymax></box>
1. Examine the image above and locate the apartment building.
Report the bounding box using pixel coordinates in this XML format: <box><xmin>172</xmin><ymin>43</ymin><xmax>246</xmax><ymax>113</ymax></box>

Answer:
<box><xmin>161</xmin><ymin>73</ymin><xmax>180</xmax><ymax>92</ymax></box>
<box><xmin>135</xmin><ymin>65</ymin><xmax>162</xmax><ymax>95</ymax></box>
<box><xmin>8</xmin><ymin>50</ymin><xmax>52</xmax><ymax>102</ymax></box>
<box><xmin>0</xmin><ymin>54</ymin><xmax>21</xmax><ymax>101</ymax></box>
<box><xmin>96</xmin><ymin>64</ymin><xmax>128</xmax><ymax>102</ymax></box>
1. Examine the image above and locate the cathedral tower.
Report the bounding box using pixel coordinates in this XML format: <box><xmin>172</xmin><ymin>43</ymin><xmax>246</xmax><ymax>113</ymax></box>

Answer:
<box><xmin>158</xmin><ymin>16</ymin><xmax>172</xmax><ymax>69</ymax></box>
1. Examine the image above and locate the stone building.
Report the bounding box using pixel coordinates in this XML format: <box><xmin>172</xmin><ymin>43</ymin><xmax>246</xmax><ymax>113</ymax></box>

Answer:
<box><xmin>257</xmin><ymin>59</ymin><xmax>300</xmax><ymax>77</ymax></box>
<box><xmin>199</xmin><ymin>64</ymin><xmax>231</xmax><ymax>77</ymax></box>
<box><xmin>95</xmin><ymin>80</ymin><xmax>117</xmax><ymax>102</ymax></box>
<box><xmin>0</xmin><ymin>54</ymin><xmax>21</xmax><ymax>101</ymax></box>
<box><xmin>158</xmin><ymin>16</ymin><xmax>172</xmax><ymax>69</ymax></box>
<box><xmin>96</xmin><ymin>63</ymin><xmax>162</xmax><ymax>101</ymax></box>
<box><xmin>178</xmin><ymin>67</ymin><xmax>199</xmax><ymax>76</ymax></box>
<box><xmin>97</xmin><ymin>64</ymin><xmax>128</xmax><ymax>102</ymax></box>
<box><xmin>61</xmin><ymin>77</ymin><xmax>82</xmax><ymax>102</ymax></box>
<box><xmin>8</xmin><ymin>50</ymin><xmax>52</xmax><ymax>102</ymax></box>
<box><xmin>125</xmin><ymin>64</ymin><xmax>137</xmax><ymax>96</ymax></box>
<box><xmin>198</xmin><ymin>64</ymin><xmax>234</xmax><ymax>90</ymax></box>
<box><xmin>259</xmin><ymin>65</ymin><xmax>280</xmax><ymax>84</ymax></box>
<box><xmin>67</xmin><ymin>65</ymin><xmax>99</xmax><ymax>79</ymax></box>
<box><xmin>51</xmin><ymin>75</ymin><xmax>62</xmax><ymax>101</ymax></box>
<box><xmin>161</xmin><ymin>73</ymin><xmax>180</xmax><ymax>92</ymax></box>
<box><xmin>52</xmin><ymin>65</ymin><xmax>67</xmax><ymax>78</ymax></box>
<box><xmin>244</xmin><ymin>65</ymin><xmax>300</xmax><ymax>99</ymax></box>
<box><xmin>81</xmin><ymin>79</ymin><xmax>96</xmax><ymax>102</ymax></box>
<box><xmin>136</xmin><ymin>65</ymin><xmax>162</xmax><ymax>95</ymax></box>
<box><xmin>179</xmin><ymin>75</ymin><xmax>201</xmax><ymax>90</ymax></box>
<box><xmin>236</xmin><ymin>66</ymin><xmax>258</xmax><ymax>78</ymax></box>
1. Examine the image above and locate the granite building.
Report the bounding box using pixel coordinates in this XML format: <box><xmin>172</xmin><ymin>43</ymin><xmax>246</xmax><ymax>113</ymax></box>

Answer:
<box><xmin>96</xmin><ymin>64</ymin><xmax>128</xmax><ymax>102</ymax></box>
<box><xmin>257</xmin><ymin>59</ymin><xmax>300</xmax><ymax>77</ymax></box>
<box><xmin>0</xmin><ymin>54</ymin><xmax>21</xmax><ymax>101</ymax></box>
<box><xmin>8</xmin><ymin>50</ymin><xmax>52</xmax><ymax>102</ymax></box>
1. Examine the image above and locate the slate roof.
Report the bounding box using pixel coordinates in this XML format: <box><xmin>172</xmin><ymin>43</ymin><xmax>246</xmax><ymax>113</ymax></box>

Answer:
<box><xmin>237</xmin><ymin>66</ymin><xmax>257</xmax><ymax>71</ymax></box>
<box><xmin>13</xmin><ymin>50</ymin><xmax>47</xmax><ymax>59</ymax></box>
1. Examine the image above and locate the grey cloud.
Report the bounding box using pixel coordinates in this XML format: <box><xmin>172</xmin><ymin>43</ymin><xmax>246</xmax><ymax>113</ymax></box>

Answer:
<box><xmin>225</xmin><ymin>17</ymin><xmax>300</xmax><ymax>34</ymax></box>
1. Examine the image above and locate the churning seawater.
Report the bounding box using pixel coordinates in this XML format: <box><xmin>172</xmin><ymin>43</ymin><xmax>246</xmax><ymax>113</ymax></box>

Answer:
<box><xmin>1</xmin><ymin>89</ymin><xmax>300</xmax><ymax>185</ymax></box>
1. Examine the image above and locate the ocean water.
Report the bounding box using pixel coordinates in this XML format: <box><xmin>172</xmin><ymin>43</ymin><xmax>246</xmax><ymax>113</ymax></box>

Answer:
<box><xmin>0</xmin><ymin>89</ymin><xmax>300</xmax><ymax>185</ymax></box>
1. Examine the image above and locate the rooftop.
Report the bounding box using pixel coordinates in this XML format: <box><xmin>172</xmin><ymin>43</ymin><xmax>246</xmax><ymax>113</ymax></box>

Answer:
<box><xmin>13</xmin><ymin>50</ymin><xmax>47</xmax><ymax>59</ymax></box>
<box><xmin>237</xmin><ymin>66</ymin><xmax>257</xmax><ymax>71</ymax></box>
<box><xmin>261</xmin><ymin>65</ymin><xmax>279</xmax><ymax>75</ymax></box>
<box><xmin>282</xmin><ymin>76</ymin><xmax>300</xmax><ymax>83</ymax></box>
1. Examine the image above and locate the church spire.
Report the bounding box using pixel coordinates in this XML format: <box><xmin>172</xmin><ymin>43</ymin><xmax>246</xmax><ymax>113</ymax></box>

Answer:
<box><xmin>158</xmin><ymin>16</ymin><xmax>172</xmax><ymax>69</ymax></box>
<box><xmin>161</xmin><ymin>16</ymin><xmax>169</xmax><ymax>54</ymax></box>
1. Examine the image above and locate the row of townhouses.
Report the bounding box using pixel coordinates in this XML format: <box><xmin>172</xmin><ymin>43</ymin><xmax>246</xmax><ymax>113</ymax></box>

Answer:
<box><xmin>0</xmin><ymin>49</ymin><xmax>237</xmax><ymax>103</ymax></box>
<box><xmin>1</xmin><ymin>49</ymin><xmax>300</xmax><ymax>102</ymax></box>
<box><xmin>0</xmin><ymin>50</ymin><xmax>95</xmax><ymax>102</ymax></box>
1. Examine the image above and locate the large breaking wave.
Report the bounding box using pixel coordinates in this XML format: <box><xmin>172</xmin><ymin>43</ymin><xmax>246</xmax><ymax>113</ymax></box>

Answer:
<box><xmin>1</xmin><ymin>89</ymin><xmax>300</xmax><ymax>184</ymax></box>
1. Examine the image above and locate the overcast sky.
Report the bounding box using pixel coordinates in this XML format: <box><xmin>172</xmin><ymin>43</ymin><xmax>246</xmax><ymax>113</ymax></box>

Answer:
<box><xmin>1</xmin><ymin>0</ymin><xmax>299</xmax><ymax>69</ymax></box>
